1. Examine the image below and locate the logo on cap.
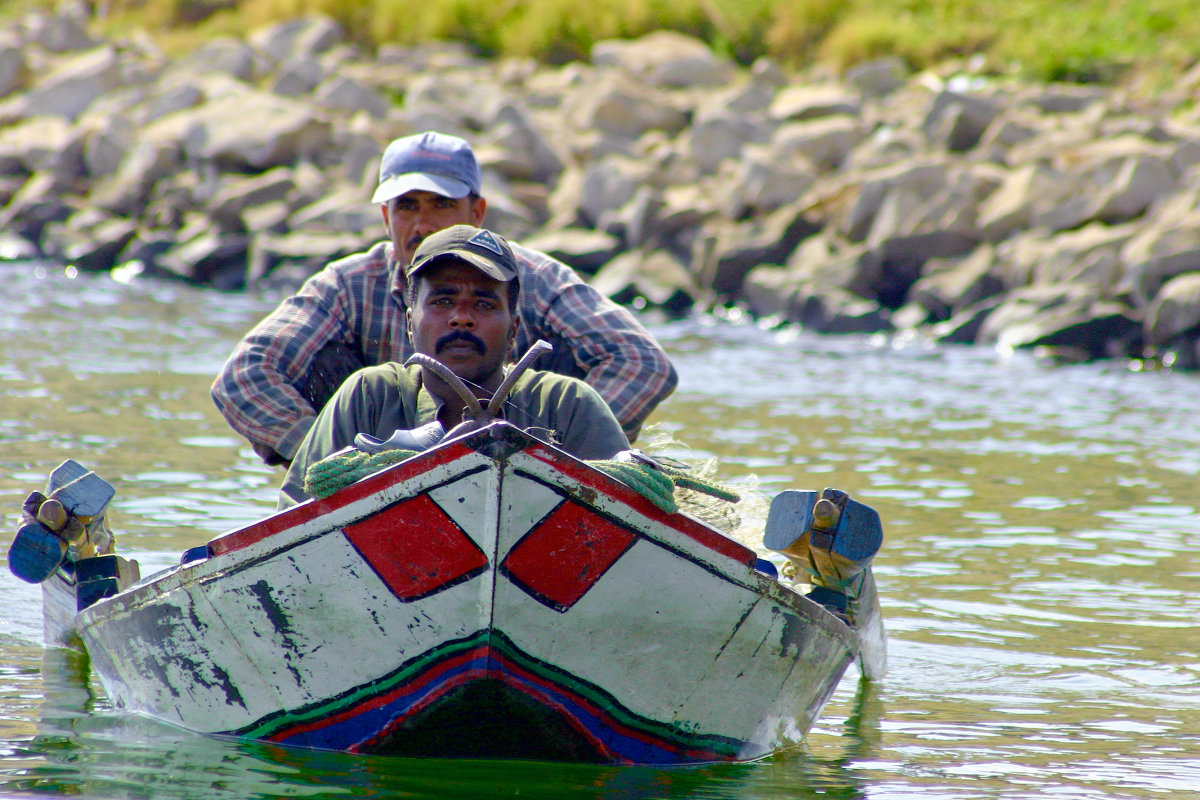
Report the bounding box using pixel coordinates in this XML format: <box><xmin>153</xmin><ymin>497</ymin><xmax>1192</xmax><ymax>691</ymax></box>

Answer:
<box><xmin>468</xmin><ymin>230</ymin><xmax>505</xmax><ymax>257</ymax></box>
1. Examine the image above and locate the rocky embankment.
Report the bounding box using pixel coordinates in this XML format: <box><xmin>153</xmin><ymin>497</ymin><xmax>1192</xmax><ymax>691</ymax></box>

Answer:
<box><xmin>6</xmin><ymin>7</ymin><xmax>1200</xmax><ymax>367</ymax></box>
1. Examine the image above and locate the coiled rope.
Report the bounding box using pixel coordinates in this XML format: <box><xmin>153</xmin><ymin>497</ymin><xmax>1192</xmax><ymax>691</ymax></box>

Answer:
<box><xmin>304</xmin><ymin>448</ymin><xmax>417</xmax><ymax>498</ymax></box>
<box><xmin>304</xmin><ymin>448</ymin><xmax>740</xmax><ymax>513</ymax></box>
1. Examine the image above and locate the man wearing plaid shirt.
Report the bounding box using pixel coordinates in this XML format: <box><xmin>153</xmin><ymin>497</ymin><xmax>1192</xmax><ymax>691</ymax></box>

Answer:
<box><xmin>212</xmin><ymin>131</ymin><xmax>677</xmax><ymax>466</ymax></box>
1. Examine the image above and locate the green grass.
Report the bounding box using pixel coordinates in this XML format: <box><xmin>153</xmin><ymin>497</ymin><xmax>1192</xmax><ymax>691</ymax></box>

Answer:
<box><xmin>5</xmin><ymin>0</ymin><xmax>1200</xmax><ymax>86</ymax></box>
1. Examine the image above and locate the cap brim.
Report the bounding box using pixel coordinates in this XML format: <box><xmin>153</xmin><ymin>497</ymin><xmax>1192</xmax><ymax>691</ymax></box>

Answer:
<box><xmin>409</xmin><ymin>251</ymin><xmax>515</xmax><ymax>283</ymax></box>
<box><xmin>371</xmin><ymin>172</ymin><xmax>472</xmax><ymax>204</ymax></box>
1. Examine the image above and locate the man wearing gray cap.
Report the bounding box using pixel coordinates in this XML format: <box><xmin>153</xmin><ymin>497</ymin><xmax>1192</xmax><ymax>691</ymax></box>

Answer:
<box><xmin>213</xmin><ymin>131</ymin><xmax>676</xmax><ymax>467</ymax></box>
<box><xmin>279</xmin><ymin>224</ymin><xmax>630</xmax><ymax>506</ymax></box>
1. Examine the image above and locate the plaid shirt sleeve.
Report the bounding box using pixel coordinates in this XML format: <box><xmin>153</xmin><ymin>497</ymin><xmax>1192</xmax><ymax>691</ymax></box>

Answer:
<box><xmin>210</xmin><ymin>243</ymin><xmax>394</xmax><ymax>461</ymax></box>
<box><xmin>510</xmin><ymin>244</ymin><xmax>678</xmax><ymax>440</ymax></box>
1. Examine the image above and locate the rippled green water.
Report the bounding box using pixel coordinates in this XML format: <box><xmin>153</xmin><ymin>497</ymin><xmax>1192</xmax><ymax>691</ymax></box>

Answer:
<box><xmin>2</xmin><ymin>263</ymin><xmax>1198</xmax><ymax>798</ymax></box>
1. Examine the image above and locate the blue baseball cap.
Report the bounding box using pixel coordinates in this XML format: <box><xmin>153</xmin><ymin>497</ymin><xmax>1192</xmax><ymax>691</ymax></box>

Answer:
<box><xmin>371</xmin><ymin>131</ymin><xmax>482</xmax><ymax>204</ymax></box>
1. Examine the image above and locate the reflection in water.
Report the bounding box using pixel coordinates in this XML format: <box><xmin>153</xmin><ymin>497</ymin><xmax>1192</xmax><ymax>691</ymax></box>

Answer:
<box><xmin>3</xmin><ymin>264</ymin><xmax>1200</xmax><ymax>797</ymax></box>
<box><xmin>19</xmin><ymin>646</ymin><xmax>874</xmax><ymax>800</ymax></box>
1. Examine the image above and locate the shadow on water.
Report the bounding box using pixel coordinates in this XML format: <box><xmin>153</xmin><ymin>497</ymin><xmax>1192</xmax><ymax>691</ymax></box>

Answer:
<box><xmin>8</xmin><ymin>651</ymin><xmax>886</xmax><ymax>800</ymax></box>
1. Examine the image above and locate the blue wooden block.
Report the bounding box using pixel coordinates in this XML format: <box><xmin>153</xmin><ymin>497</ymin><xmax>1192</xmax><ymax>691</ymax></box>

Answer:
<box><xmin>48</xmin><ymin>460</ymin><xmax>114</xmax><ymax>519</ymax></box>
<box><xmin>7</xmin><ymin>521</ymin><xmax>67</xmax><ymax>584</ymax></box>
<box><xmin>761</xmin><ymin>490</ymin><xmax>818</xmax><ymax>551</ymax></box>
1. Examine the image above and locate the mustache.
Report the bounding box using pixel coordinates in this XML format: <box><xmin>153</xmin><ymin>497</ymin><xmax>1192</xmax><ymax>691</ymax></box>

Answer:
<box><xmin>435</xmin><ymin>330</ymin><xmax>486</xmax><ymax>354</ymax></box>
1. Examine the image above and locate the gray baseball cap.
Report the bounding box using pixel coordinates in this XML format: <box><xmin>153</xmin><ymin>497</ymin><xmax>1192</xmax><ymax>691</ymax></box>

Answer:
<box><xmin>372</xmin><ymin>131</ymin><xmax>482</xmax><ymax>204</ymax></box>
<box><xmin>408</xmin><ymin>225</ymin><xmax>519</xmax><ymax>283</ymax></box>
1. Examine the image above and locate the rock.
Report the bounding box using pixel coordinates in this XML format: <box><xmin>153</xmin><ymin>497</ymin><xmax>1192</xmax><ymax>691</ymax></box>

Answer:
<box><xmin>91</xmin><ymin>139</ymin><xmax>183</xmax><ymax>215</ymax></box>
<box><xmin>694</xmin><ymin>205</ymin><xmax>821</xmax><ymax>296</ymax></box>
<box><xmin>82</xmin><ymin>117</ymin><xmax>138</xmax><ymax>180</ymax></box>
<box><xmin>923</xmin><ymin>90</ymin><xmax>1003</xmax><ymax>151</ymax></box>
<box><xmin>843</xmin><ymin>160</ymin><xmax>953</xmax><ymax>242</ymax></box>
<box><xmin>139</xmin><ymin>80</ymin><xmax>206</xmax><ymax>124</ymax></box>
<box><xmin>1145</xmin><ymin>272</ymin><xmax>1200</xmax><ymax>346</ymax></box>
<box><xmin>977</xmin><ymin>164</ymin><xmax>1057</xmax><ymax>241</ymax></box>
<box><xmin>683</xmin><ymin>112</ymin><xmax>772</xmax><ymax>173</ymax></box>
<box><xmin>248</xmin><ymin>16</ymin><xmax>345</xmax><ymax>65</ymax></box>
<box><xmin>771</xmin><ymin>116</ymin><xmax>865</xmax><ymax>172</ymax></box>
<box><xmin>404</xmin><ymin>72</ymin><xmax>511</xmax><ymax>131</ymax></box>
<box><xmin>591</xmin><ymin>249</ymin><xmax>700</xmax><ymax>314</ymax></box>
<box><xmin>520</xmin><ymin>228</ymin><xmax>621</xmax><ymax>275</ymax></box>
<box><xmin>0</xmin><ymin>115</ymin><xmax>79</xmax><ymax>176</ymax></box>
<box><xmin>21</xmin><ymin>46</ymin><xmax>123</xmax><ymax>121</ymax></box>
<box><xmin>845</xmin><ymin>58</ymin><xmax>906</xmax><ymax>97</ymax></box>
<box><xmin>158</xmin><ymin>227</ymin><xmax>251</xmax><ymax>289</ymax></box>
<box><xmin>206</xmin><ymin>168</ymin><xmax>297</xmax><ymax>228</ymax></box>
<box><xmin>1036</xmin><ymin>148</ymin><xmax>1177</xmax><ymax>231</ymax></box>
<box><xmin>1119</xmin><ymin>210</ymin><xmax>1200</xmax><ymax>307</ymax></box>
<box><xmin>42</xmin><ymin>210</ymin><xmax>137</xmax><ymax>272</ymax></box>
<box><xmin>867</xmin><ymin>230</ymin><xmax>980</xmax><ymax>308</ymax></box>
<box><xmin>791</xmin><ymin>284</ymin><xmax>892</xmax><ymax>334</ymax></box>
<box><xmin>576</xmin><ymin>154</ymin><xmax>656</xmax><ymax>227</ymax></box>
<box><xmin>1028</xmin><ymin>222</ymin><xmax>1133</xmax><ymax>286</ymax></box>
<box><xmin>270</xmin><ymin>59</ymin><xmax>325</xmax><ymax>97</ymax></box>
<box><xmin>591</xmin><ymin>31</ymin><xmax>733</xmax><ymax>87</ymax></box>
<box><xmin>740</xmin><ymin>264</ymin><xmax>800</xmax><ymax>319</ymax></box>
<box><xmin>241</xmin><ymin>200</ymin><xmax>291</xmax><ymax>235</ymax></box>
<box><xmin>2</xmin><ymin>12</ymin><xmax>1200</xmax><ymax>368</ymax></box>
<box><xmin>562</xmin><ymin>73</ymin><xmax>688</xmax><ymax>140</ymax></box>
<box><xmin>151</xmin><ymin>90</ymin><xmax>334</xmax><ymax>171</ymax></box>
<box><xmin>247</xmin><ymin>230</ymin><xmax>366</xmax><ymax>284</ymax></box>
<box><xmin>0</xmin><ymin>172</ymin><xmax>76</xmax><ymax>241</ymax></box>
<box><xmin>932</xmin><ymin>297</ymin><xmax>1004</xmax><ymax>343</ymax></box>
<box><xmin>908</xmin><ymin>245</ymin><xmax>1005</xmax><ymax>322</ymax></box>
<box><xmin>23</xmin><ymin>6</ymin><xmax>97</xmax><ymax>53</ymax></box>
<box><xmin>976</xmin><ymin>284</ymin><xmax>1139</xmax><ymax>356</ymax></box>
<box><xmin>769</xmin><ymin>84</ymin><xmax>860</xmax><ymax>122</ymax></box>
<box><xmin>476</xmin><ymin>103</ymin><xmax>565</xmax><ymax>183</ymax></box>
<box><xmin>314</xmin><ymin>75</ymin><xmax>390</xmax><ymax>119</ymax></box>
<box><xmin>177</xmin><ymin>37</ymin><xmax>260</xmax><ymax>81</ymax></box>
<box><xmin>0</xmin><ymin>38</ymin><xmax>28</xmax><ymax>97</ymax></box>
<box><xmin>288</xmin><ymin>186</ymin><xmax>378</xmax><ymax>236</ymax></box>
<box><xmin>726</xmin><ymin>143</ymin><xmax>817</xmax><ymax>217</ymax></box>
<box><xmin>0</xmin><ymin>230</ymin><xmax>39</xmax><ymax>260</ymax></box>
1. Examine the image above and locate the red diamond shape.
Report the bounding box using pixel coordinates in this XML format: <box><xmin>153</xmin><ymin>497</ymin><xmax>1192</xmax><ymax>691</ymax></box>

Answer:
<box><xmin>343</xmin><ymin>494</ymin><xmax>488</xmax><ymax>601</ymax></box>
<box><xmin>501</xmin><ymin>500</ymin><xmax>637</xmax><ymax>611</ymax></box>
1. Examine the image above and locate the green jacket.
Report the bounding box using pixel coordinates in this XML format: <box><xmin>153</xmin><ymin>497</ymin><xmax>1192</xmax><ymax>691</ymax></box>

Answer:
<box><xmin>280</xmin><ymin>363</ymin><xmax>630</xmax><ymax>505</ymax></box>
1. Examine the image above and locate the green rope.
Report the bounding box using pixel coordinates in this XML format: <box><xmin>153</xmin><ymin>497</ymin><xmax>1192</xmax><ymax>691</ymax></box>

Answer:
<box><xmin>589</xmin><ymin>459</ymin><xmax>741</xmax><ymax>513</ymax></box>
<box><xmin>589</xmin><ymin>461</ymin><xmax>680</xmax><ymax>512</ymax></box>
<box><xmin>305</xmin><ymin>449</ymin><xmax>418</xmax><ymax>498</ymax></box>
<box><xmin>305</xmin><ymin>447</ymin><xmax>742</xmax><ymax>514</ymax></box>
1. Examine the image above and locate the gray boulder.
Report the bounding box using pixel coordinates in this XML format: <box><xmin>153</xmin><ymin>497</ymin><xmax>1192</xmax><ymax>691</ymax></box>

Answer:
<box><xmin>592</xmin><ymin>249</ymin><xmax>700</xmax><ymax>314</ymax></box>
<box><xmin>520</xmin><ymin>228</ymin><xmax>621</xmax><ymax>275</ymax></box>
<box><xmin>21</xmin><ymin>46</ymin><xmax>123</xmax><ymax>121</ymax></box>
<box><xmin>591</xmin><ymin>31</ymin><xmax>733</xmax><ymax>87</ymax></box>
<box><xmin>1144</xmin><ymin>272</ymin><xmax>1200</xmax><ymax>346</ymax></box>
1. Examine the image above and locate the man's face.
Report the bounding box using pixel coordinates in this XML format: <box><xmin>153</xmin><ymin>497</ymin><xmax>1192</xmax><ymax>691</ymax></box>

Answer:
<box><xmin>407</xmin><ymin>259</ymin><xmax>517</xmax><ymax>390</ymax></box>
<box><xmin>382</xmin><ymin>190</ymin><xmax>487</xmax><ymax>267</ymax></box>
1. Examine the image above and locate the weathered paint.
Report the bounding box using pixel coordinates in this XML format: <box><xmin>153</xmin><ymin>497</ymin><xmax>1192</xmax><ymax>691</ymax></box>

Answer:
<box><xmin>74</xmin><ymin>423</ymin><xmax>861</xmax><ymax>764</ymax></box>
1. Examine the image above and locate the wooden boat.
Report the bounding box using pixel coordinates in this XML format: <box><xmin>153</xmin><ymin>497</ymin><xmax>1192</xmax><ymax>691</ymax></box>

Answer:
<box><xmin>9</xmin><ymin>417</ymin><xmax>885</xmax><ymax>764</ymax></box>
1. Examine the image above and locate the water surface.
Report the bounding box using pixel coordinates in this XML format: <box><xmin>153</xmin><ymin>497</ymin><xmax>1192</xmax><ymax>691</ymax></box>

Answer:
<box><xmin>2</xmin><ymin>263</ymin><xmax>1198</xmax><ymax>798</ymax></box>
